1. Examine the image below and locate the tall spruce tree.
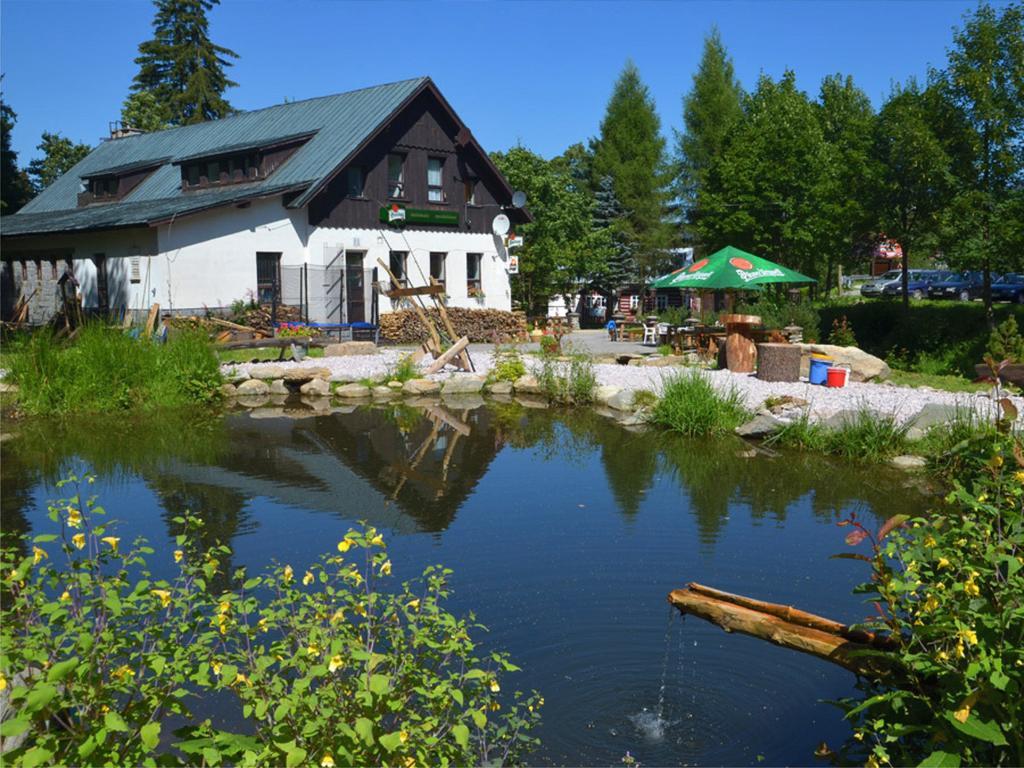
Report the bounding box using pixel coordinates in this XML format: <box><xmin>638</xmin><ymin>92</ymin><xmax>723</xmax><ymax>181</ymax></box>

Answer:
<box><xmin>1</xmin><ymin>90</ymin><xmax>33</xmax><ymax>213</ymax></box>
<box><xmin>591</xmin><ymin>60</ymin><xmax>672</xmax><ymax>282</ymax></box>
<box><xmin>677</xmin><ymin>28</ymin><xmax>744</xmax><ymax>202</ymax></box>
<box><xmin>593</xmin><ymin>174</ymin><xmax>636</xmax><ymax>292</ymax></box>
<box><xmin>131</xmin><ymin>0</ymin><xmax>238</xmax><ymax>125</ymax></box>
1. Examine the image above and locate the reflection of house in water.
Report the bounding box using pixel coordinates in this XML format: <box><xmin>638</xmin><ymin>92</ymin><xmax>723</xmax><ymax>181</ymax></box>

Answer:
<box><xmin>152</xmin><ymin>405</ymin><xmax>503</xmax><ymax>535</ymax></box>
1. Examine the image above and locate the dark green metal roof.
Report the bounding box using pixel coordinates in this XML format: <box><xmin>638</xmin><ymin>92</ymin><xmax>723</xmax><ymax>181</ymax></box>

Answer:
<box><xmin>3</xmin><ymin>77</ymin><xmax>428</xmax><ymax>236</ymax></box>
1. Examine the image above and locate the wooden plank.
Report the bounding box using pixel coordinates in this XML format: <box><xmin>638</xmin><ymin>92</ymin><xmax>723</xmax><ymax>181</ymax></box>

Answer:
<box><xmin>210</xmin><ymin>317</ymin><xmax>257</xmax><ymax>333</ymax></box>
<box><xmin>423</xmin><ymin>336</ymin><xmax>470</xmax><ymax>374</ymax></box>
<box><xmin>430</xmin><ymin>278</ymin><xmax>474</xmax><ymax>372</ymax></box>
<box><xmin>385</xmin><ymin>284</ymin><xmax>447</xmax><ymax>298</ymax></box>
<box><xmin>215</xmin><ymin>337</ymin><xmax>313</xmax><ymax>350</ymax></box>
<box><xmin>143</xmin><ymin>303</ymin><xmax>160</xmax><ymax>336</ymax></box>
<box><xmin>424</xmin><ymin>405</ymin><xmax>471</xmax><ymax>437</ymax></box>
<box><xmin>377</xmin><ymin>257</ymin><xmax>442</xmax><ymax>353</ymax></box>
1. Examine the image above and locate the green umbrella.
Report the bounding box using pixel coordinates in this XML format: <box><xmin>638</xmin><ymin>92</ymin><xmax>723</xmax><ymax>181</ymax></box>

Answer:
<box><xmin>650</xmin><ymin>245</ymin><xmax>816</xmax><ymax>290</ymax></box>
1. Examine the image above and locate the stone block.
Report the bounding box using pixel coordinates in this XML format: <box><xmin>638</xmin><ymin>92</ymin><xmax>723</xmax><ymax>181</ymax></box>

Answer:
<box><xmin>323</xmin><ymin>342</ymin><xmax>378</xmax><ymax>357</ymax></box>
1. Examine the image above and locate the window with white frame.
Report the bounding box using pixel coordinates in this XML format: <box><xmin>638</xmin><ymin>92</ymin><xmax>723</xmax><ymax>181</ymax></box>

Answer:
<box><xmin>629</xmin><ymin>294</ymin><xmax>639</xmax><ymax>311</ymax></box>
<box><xmin>430</xmin><ymin>252</ymin><xmax>446</xmax><ymax>289</ymax></box>
<box><xmin>387</xmin><ymin>154</ymin><xmax>405</xmax><ymax>197</ymax></box>
<box><xmin>427</xmin><ymin>157</ymin><xmax>444</xmax><ymax>202</ymax></box>
<box><xmin>466</xmin><ymin>253</ymin><xmax>482</xmax><ymax>296</ymax></box>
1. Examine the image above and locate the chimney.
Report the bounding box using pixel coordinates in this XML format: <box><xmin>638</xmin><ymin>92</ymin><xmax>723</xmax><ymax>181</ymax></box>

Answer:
<box><xmin>108</xmin><ymin>121</ymin><xmax>145</xmax><ymax>140</ymax></box>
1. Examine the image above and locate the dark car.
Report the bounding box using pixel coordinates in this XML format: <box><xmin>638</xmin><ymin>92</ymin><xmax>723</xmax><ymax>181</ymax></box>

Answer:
<box><xmin>991</xmin><ymin>273</ymin><xmax>1024</xmax><ymax>304</ymax></box>
<box><xmin>927</xmin><ymin>271</ymin><xmax>989</xmax><ymax>301</ymax></box>
<box><xmin>881</xmin><ymin>270</ymin><xmax>949</xmax><ymax>300</ymax></box>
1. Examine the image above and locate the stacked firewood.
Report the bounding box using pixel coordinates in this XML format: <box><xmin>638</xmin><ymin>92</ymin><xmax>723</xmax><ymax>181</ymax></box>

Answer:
<box><xmin>235</xmin><ymin>304</ymin><xmax>302</xmax><ymax>334</ymax></box>
<box><xmin>380</xmin><ymin>308</ymin><xmax>527</xmax><ymax>344</ymax></box>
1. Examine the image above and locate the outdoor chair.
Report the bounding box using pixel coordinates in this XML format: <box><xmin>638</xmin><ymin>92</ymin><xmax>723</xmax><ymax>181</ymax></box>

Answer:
<box><xmin>642</xmin><ymin>322</ymin><xmax>658</xmax><ymax>346</ymax></box>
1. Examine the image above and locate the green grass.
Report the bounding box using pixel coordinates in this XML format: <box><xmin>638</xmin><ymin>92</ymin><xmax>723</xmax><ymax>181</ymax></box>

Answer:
<box><xmin>765</xmin><ymin>409</ymin><xmax>911</xmax><ymax>462</ymax></box>
<box><xmin>887</xmin><ymin>369</ymin><xmax>988</xmax><ymax>393</ymax></box>
<box><xmin>3</xmin><ymin>324</ymin><xmax>222</xmax><ymax>415</ymax></box>
<box><xmin>536</xmin><ymin>354</ymin><xmax>597</xmax><ymax>404</ymax></box>
<box><xmin>216</xmin><ymin>347</ymin><xmax>324</xmax><ymax>364</ymax></box>
<box><xmin>649</xmin><ymin>371</ymin><xmax>749</xmax><ymax>436</ymax></box>
<box><xmin>386</xmin><ymin>353</ymin><xmax>419</xmax><ymax>383</ymax></box>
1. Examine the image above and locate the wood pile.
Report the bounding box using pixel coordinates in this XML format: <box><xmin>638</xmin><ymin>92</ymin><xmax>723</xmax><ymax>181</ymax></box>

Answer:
<box><xmin>380</xmin><ymin>308</ymin><xmax>527</xmax><ymax>344</ymax></box>
<box><xmin>162</xmin><ymin>304</ymin><xmax>301</xmax><ymax>337</ymax></box>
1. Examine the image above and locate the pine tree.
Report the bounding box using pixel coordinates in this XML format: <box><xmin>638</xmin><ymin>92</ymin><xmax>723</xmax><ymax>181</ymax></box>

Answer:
<box><xmin>591</xmin><ymin>60</ymin><xmax>672</xmax><ymax>282</ymax></box>
<box><xmin>593</xmin><ymin>174</ymin><xmax>636</xmax><ymax>289</ymax></box>
<box><xmin>1</xmin><ymin>90</ymin><xmax>33</xmax><ymax>213</ymax></box>
<box><xmin>677</xmin><ymin>28</ymin><xmax>744</xmax><ymax>202</ymax></box>
<box><xmin>131</xmin><ymin>0</ymin><xmax>238</xmax><ymax>126</ymax></box>
<box><xmin>26</xmin><ymin>132</ymin><xmax>91</xmax><ymax>193</ymax></box>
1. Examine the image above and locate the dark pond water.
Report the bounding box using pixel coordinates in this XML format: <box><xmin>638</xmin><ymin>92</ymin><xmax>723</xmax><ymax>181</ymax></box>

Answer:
<box><xmin>1</xmin><ymin>400</ymin><xmax>929</xmax><ymax>766</ymax></box>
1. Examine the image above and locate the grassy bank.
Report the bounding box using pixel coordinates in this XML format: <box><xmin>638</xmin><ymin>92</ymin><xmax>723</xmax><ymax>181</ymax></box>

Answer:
<box><xmin>2</xmin><ymin>325</ymin><xmax>222</xmax><ymax>415</ymax></box>
<box><xmin>649</xmin><ymin>371</ymin><xmax>749</xmax><ymax>436</ymax></box>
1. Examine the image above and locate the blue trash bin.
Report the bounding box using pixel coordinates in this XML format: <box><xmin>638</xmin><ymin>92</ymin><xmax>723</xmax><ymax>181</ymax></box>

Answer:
<box><xmin>808</xmin><ymin>355</ymin><xmax>833</xmax><ymax>385</ymax></box>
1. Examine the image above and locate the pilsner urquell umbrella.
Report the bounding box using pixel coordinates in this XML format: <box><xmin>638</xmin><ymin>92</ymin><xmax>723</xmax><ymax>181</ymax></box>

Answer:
<box><xmin>650</xmin><ymin>245</ymin><xmax>816</xmax><ymax>289</ymax></box>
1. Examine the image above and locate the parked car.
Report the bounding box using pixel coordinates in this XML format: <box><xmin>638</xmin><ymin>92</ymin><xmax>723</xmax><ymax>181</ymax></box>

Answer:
<box><xmin>991</xmin><ymin>273</ymin><xmax>1024</xmax><ymax>304</ymax></box>
<box><xmin>860</xmin><ymin>269</ymin><xmax>902</xmax><ymax>298</ymax></box>
<box><xmin>927</xmin><ymin>271</ymin><xmax>990</xmax><ymax>301</ymax></box>
<box><xmin>881</xmin><ymin>270</ymin><xmax>950</xmax><ymax>300</ymax></box>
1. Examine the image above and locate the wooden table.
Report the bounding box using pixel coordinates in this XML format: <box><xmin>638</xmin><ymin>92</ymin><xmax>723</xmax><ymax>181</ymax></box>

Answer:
<box><xmin>720</xmin><ymin>313</ymin><xmax>762</xmax><ymax>373</ymax></box>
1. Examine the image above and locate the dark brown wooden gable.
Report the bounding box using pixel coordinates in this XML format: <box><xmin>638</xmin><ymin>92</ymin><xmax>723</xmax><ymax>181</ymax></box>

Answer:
<box><xmin>308</xmin><ymin>87</ymin><xmax>526</xmax><ymax>233</ymax></box>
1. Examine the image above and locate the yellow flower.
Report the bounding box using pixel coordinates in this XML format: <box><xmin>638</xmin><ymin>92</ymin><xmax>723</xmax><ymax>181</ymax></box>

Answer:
<box><xmin>101</xmin><ymin>536</ymin><xmax>120</xmax><ymax>553</ymax></box>
<box><xmin>866</xmin><ymin>756</ymin><xmax>880</xmax><ymax>768</ymax></box>
<box><xmin>303</xmin><ymin>570</ymin><xmax>314</xmax><ymax>586</ymax></box>
<box><xmin>404</xmin><ymin>758</ymin><xmax>417</xmax><ymax>768</ymax></box>
<box><xmin>959</xmin><ymin>627</ymin><xmax>978</xmax><ymax>646</ymax></box>
<box><xmin>173</xmin><ymin>550</ymin><xmax>184</xmax><ymax>563</ymax></box>
<box><xmin>369</xmin><ymin>534</ymin><xmax>385</xmax><ymax>547</ymax></box>
<box><xmin>489</xmin><ymin>700</ymin><xmax>501</xmax><ymax>711</ymax></box>
<box><xmin>218</xmin><ymin>600</ymin><xmax>231</xmax><ymax>615</ymax></box>
<box><xmin>32</xmin><ymin>546</ymin><xmax>47</xmax><ymax>565</ymax></box>
<box><xmin>257</xmin><ymin>618</ymin><xmax>268</xmax><ymax>632</ymax></box>
<box><xmin>923</xmin><ymin>535</ymin><xmax>936</xmax><ymax>548</ymax></box>
<box><xmin>72</xmin><ymin>533</ymin><xmax>86</xmax><ymax>550</ymax></box>
<box><xmin>59</xmin><ymin>589</ymin><xmax>71</xmax><ymax>602</ymax></box>
<box><xmin>330</xmin><ymin>608</ymin><xmax>346</xmax><ymax>624</ymax></box>
<box><xmin>0</xmin><ymin>673</ymin><xmax>6</xmax><ymax>691</ymax></box>
<box><xmin>320</xmin><ymin>755</ymin><xmax>335</xmax><ymax>768</ymax></box>
<box><xmin>379</xmin><ymin>560</ymin><xmax>392</xmax><ymax>577</ymax></box>
<box><xmin>66</xmin><ymin>507</ymin><xmax>82</xmax><ymax>528</ymax></box>
<box><xmin>112</xmin><ymin>664</ymin><xmax>134</xmax><ymax>682</ymax></box>
<box><xmin>936</xmin><ymin>650</ymin><xmax>949</xmax><ymax>662</ymax></box>
<box><xmin>328</xmin><ymin>654</ymin><xmax>343</xmax><ymax>673</ymax></box>
<box><xmin>407</xmin><ymin>598</ymin><xmax>420</xmax><ymax>611</ymax></box>
<box><xmin>489</xmin><ymin>680</ymin><xmax>500</xmax><ymax>693</ymax></box>
<box><xmin>955</xmin><ymin>640</ymin><xmax>966</xmax><ymax>658</ymax></box>
<box><xmin>991</xmin><ymin>454</ymin><xmax>1004</xmax><ymax>468</ymax></box>
<box><xmin>354</xmin><ymin>603</ymin><xmax>367</xmax><ymax>617</ymax></box>
<box><xmin>854</xmin><ymin>732</ymin><xmax>864</xmax><ymax>741</ymax></box>
<box><xmin>937</xmin><ymin>557</ymin><xmax>950</xmax><ymax>569</ymax></box>
<box><xmin>1014</xmin><ymin>470</ymin><xmax>1024</xmax><ymax>483</ymax></box>
<box><xmin>282</xmin><ymin>564</ymin><xmax>294</xmax><ymax>583</ymax></box>
<box><xmin>211</xmin><ymin>660</ymin><xmax>222</xmax><ymax>676</ymax></box>
<box><xmin>151</xmin><ymin>589</ymin><xmax>172</xmax><ymax>608</ymax></box>
<box><xmin>306</xmin><ymin>643</ymin><xmax>321</xmax><ymax>657</ymax></box>
<box><xmin>233</xmin><ymin>672</ymin><xmax>250</xmax><ymax>687</ymax></box>
<box><xmin>922</xmin><ymin>595</ymin><xmax>939</xmax><ymax>612</ymax></box>
<box><xmin>399</xmin><ymin>730</ymin><xmax>409</xmax><ymax>744</ymax></box>
<box><xmin>337</xmin><ymin>539</ymin><xmax>353</xmax><ymax>553</ymax></box>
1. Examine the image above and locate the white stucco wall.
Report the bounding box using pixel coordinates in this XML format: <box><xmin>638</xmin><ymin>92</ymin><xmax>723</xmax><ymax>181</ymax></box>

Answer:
<box><xmin>308</xmin><ymin>226</ymin><xmax>513</xmax><ymax>313</ymax></box>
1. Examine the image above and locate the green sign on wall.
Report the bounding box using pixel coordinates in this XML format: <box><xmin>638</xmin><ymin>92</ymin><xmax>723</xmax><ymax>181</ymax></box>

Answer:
<box><xmin>378</xmin><ymin>206</ymin><xmax>459</xmax><ymax>227</ymax></box>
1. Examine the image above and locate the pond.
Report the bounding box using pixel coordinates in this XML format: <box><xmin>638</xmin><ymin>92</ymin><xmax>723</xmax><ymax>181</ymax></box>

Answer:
<box><xmin>1</xmin><ymin>401</ymin><xmax>929</xmax><ymax>766</ymax></box>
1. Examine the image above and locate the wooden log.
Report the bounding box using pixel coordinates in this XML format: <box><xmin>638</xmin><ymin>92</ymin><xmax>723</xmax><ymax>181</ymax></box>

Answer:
<box><xmin>210</xmin><ymin>317</ymin><xmax>257</xmax><ymax>333</ymax></box>
<box><xmin>430</xmin><ymin>279</ymin><xmax>474</xmax><ymax>372</ymax></box>
<box><xmin>423</xmin><ymin>336</ymin><xmax>470</xmax><ymax>374</ymax></box>
<box><xmin>668</xmin><ymin>585</ymin><xmax>894</xmax><ymax>678</ymax></box>
<box><xmin>215</xmin><ymin>337</ymin><xmax>314</xmax><ymax>351</ymax></box>
<box><xmin>424</xmin><ymin>405</ymin><xmax>472</xmax><ymax>437</ymax></box>
<box><xmin>144</xmin><ymin>303</ymin><xmax>160</xmax><ymax>336</ymax></box>
<box><xmin>377</xmin><ymin>258</ymin><xmax>442</xmax><ymax>355</ymax></box>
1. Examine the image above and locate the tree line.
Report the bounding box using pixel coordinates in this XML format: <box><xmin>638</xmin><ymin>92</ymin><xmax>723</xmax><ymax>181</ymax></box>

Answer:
<box><xmin>492</xmin><ymin>2</ymin><xmax>1023</xmax><ymax>320</ymax></box>
<box><xmin>1</xmin><ymin>0</ymin><xmax>236</xmax><ymax>213</ymax></box>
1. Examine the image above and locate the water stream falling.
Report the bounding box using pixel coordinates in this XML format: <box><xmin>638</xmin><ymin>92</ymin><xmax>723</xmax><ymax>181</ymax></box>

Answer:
<box><xmin>629</xmin><ymin>607</ymin><xmax>681</xmax><ymax>742</ymax></box>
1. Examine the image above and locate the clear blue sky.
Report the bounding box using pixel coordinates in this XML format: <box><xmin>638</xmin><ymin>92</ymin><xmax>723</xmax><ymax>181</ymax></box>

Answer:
<box><xmin>0</xmin><ymin>0</ymin><xmax>992</xmax><ymax>166</ymax></box>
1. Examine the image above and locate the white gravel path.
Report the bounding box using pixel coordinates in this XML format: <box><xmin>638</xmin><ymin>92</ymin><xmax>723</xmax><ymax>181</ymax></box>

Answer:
<box><xmin>222</xmin><ymin>352</ymin><xmax>1022</xmax><ymax>424</ymax></box>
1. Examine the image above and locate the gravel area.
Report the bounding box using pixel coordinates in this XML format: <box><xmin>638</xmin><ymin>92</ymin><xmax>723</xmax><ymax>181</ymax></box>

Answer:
<box><xmin>222</xmin><ymin>352</ymin><xmax>1023</xmax><ymax>424</ymax></box>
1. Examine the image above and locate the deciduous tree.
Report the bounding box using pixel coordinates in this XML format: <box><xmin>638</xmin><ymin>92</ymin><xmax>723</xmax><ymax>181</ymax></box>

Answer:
<box><xmin>121</xmin><ymin>90</ymin><xmax>172</xmax><ymax>133</ymax></box>
<box><xmin>26</xmin><ymin>132</ymin><xmax>91</xmax><ymax>193</ymax></box>
<box><xmin>131</xmin><ymin>0</ymin><xmax>238</xmax><ymax>125</ymax></box>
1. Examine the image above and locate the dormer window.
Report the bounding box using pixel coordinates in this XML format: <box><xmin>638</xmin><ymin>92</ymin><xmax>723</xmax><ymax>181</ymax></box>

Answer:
<box><xmin>77</xmin><ymin>157</ymin><xmax>166</xmax><ymax>206</ymax></box>
<box><xmin>176</xmin><ymin>132</ymin><xmax>313</xmax><ymax>191</ymax></box>
<box><xmin>91</xmin><ymin>177</ymin><xmax>119</xmax><ymax>198</ymax></box>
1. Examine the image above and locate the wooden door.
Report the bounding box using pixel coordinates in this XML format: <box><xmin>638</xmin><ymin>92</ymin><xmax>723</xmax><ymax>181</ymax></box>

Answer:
<box><xmin>345</xmin><ymin>252</ymin><xmax>365</xmax><ymax>322</ymax></box>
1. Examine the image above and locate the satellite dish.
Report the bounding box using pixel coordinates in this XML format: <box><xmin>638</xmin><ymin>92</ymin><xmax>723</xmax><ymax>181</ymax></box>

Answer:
<box><xmin>492</xmin><ymin>214</ymin><xmax>511</xmax><ymax>237</ymax></box>
<box><xmin>512</xmin><ymin>190</ymin><xmax>527</xmax><ymax>209</ymax></box>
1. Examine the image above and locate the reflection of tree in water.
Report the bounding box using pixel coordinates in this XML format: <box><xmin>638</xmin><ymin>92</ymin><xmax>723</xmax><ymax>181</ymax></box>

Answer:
<box><xmin>147</xmin><ymin>474</ymin><xmax>251</xmax><ymax>591</ymax></box>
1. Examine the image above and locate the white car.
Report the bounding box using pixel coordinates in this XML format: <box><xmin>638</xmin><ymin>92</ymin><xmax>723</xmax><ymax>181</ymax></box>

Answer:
<box><xmin>860</xmin><ymin>270</ymin><xmax>902</xmax><ymax>298</ymax></box>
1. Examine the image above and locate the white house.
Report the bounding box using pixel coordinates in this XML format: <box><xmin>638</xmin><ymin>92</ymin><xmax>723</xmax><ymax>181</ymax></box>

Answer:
<box><xmin>1</xmin><ymin>77</ymin><xmax>529</xmax><ymax>325</ymax></box>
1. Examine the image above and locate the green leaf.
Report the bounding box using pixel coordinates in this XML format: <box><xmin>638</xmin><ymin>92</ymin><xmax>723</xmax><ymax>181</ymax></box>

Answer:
<box><xmin>944</xmin><ymin>712</ymin><xmax>1008</xmax><ymax>746</ymax></box>
<box><xmin>452</xmin><ymin>723</ymin><xmax>470</xmax><ymax>748</ymax></box>
<box><xmin>354</xmin><ymin>717</ymin><xmax>374</xmax><ymax>745</ymax></box>
<box><xmin>104</xmin><ymin>710</ymin><xmax>130</xmax><ymax>732</ymax></box>
<box><xmin>917</xmin><ymin>751</ymin><xmax>961</xmax><ymax>767</ymax></box>
<box><xmin>378</xmin><ymin>732</ymin><xmax>404</xmax><ymax>752</ymax></box>
<box><xmin>141</xmin><ymin>722</ymin><xmax>161</xmax><ymax>751</ymax></box>
<box><xmin>0</xmin><ymin>717</ymin><xmax>30</xmax><ymax>738</ymax></box>
<box><xmin>471</xmin><ymin>709</ymin><xmax>487</xmax><ymax>729</ymax></box>
<box><xmin>990</xmin><ymin>668</ymin><xmax>1010</xmax><ymax>691</ymax></box>
<box><xmin>369</xmin><ymin>674</ymin><xmax>390</xmax><ymax>696</ymax></box>
<box><xmin>47</xmin><ymin>657</ymin><xmax>79</xmax><ymax>682</ymax></box>
<box><xmin>24</xmin><ymin>683</ymin><xmax>57</xmax><ymax>714</ymax></box>
<box><xmin>285</xmin><ymin>747</ymin><xmax>307</xmax><ymax>768</ymax></box>
<box><xmin>451</xmin><ymin>688</ymin><xmax>464</xmax><ymax>706</ymax></box>
<box><xmin>32</xmin><ymin>534</ymin><xmax>58</xmax><ymax>543</ymax></box>
<box><xmin>22</xmin><ymin>746</ymin><xmax>54</xmax><ymax>768</ymax></box>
